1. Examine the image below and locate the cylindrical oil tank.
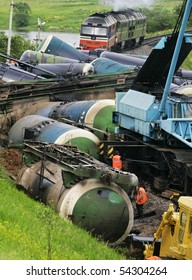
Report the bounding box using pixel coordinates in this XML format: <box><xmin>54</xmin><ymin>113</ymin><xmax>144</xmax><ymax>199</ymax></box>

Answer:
<box><xmin>36</xmin><ymin>35</ymin><xmax>92</xmax><ymax>62</ymax></box>
<box><xmin>16</xmin><ymin>161</ymin><xmax>133</xmax><ymax>245</ymax></box>
<box><xmin>8</xmin><ymin>115</ymin><xmax>100</xmax><ymax>159</ymax></box>
<box><xmin>175</xmin><ymin>69</ymin><xmax>192</xmax><ymax>79</ymax></box>
<box><xmin>20</xmin><ymin>50</ymin><xmax>79</xmax><ymax>64</ymax></box>
<box><xmin>174</xmin><ymin>82</ymin><xmax>192</xmax><ymax>96</ymax></box>
<box><xmin>29</xmin><ymin>62</ymin><xmax>94</xmax><ymax>77</ymax></box>
<box><xmin>23</xmin><ymin>100</ymin><xmax>116</xmax><ymax>140</ymax></box>
<box><xmin>90</xmin><ymin>58</ymin><xmax>135</xmax><ymax>74</ymax></box>
<box><xmin>100</xmin><ymin>51</ymin><xmax>146</xmax><ymax>67</ymax></box>
<box><xmin>0</xmin><ymin>63</ymin><xmax>44</xmax><ymax>82</ymax></box>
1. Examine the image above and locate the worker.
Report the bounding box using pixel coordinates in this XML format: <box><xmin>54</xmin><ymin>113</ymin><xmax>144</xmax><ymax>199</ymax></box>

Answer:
<box><xmin>10</xmin><ymin>60</ymin><xmax>18</xmax><ymax>67</ymax></box>
<box><xmin>136</xmin><ymin>184</ymin><xmax>148</xmax><ymax>218</ymax></box>
<box><xmin>112</xmin><ymin>151</ymin><xmax>122</xmax><ymax>170</ymax></box>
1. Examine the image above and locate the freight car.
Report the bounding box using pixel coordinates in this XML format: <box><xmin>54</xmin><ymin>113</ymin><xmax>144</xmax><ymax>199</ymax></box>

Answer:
<box><xmin>21</xmin><ymin>99</ymin><xmax>117</xmax><ymax>140</ymax></box>
<box><xmin>8</xmin><ymin>115</ymin><xmax>100</xmax><ymax>159</ymax></box>
<box><xmin>79</xmin><ymin>9</ymin><xmax>147</xmax><ymax>51</ymax></box>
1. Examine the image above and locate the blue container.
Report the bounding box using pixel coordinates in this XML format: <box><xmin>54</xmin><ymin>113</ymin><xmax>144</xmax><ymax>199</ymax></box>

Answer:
<box><xmin>36</xmin><ymin>35</ymin><xmax>91</xmax><ymax>62</ymax></box>
<box><xmin>91</xmin><ymin>58</ymin><xmax>135</xmax><ymax>74</ymax></box>
<box><xmin>8</xmin><ymin>115</ymin><xmax>100</xmax><ymax>159</ymax></box>
<box><xmin>24</xmin><ymin>100</ymin><xmax>116</xmax><ymax>140</ymax></box>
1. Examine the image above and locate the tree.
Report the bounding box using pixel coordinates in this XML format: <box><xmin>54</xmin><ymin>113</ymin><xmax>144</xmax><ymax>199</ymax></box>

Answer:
<box><xmin>0</xmin><ymin>32</ymin><xmax>8</xmax><ymax>55</ymax></box>
<box><xmin>0</xmin><ymin>32</ymin><xmax>35</xmax><ymax>61</ymax></box>
<box><xmin>139</xmin><ymin>7</ymin><xmax>177</xmax><ymax>34</ymax></box>
<box><xmin>13</xmin><ymin>2</ymin><xmax>31</xmax><ymax>28</ymax></box>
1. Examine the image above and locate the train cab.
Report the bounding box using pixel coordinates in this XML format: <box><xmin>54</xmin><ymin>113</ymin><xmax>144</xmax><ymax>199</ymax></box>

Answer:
<box><xmin>79</xmin><ymin>13</ymin><xmax>117</xmax><ymax>50</ymax></box>
<box><xmin>79</xmin><ymin>10</ymin><xmax>147</xmax><ymax>51</ymax></box>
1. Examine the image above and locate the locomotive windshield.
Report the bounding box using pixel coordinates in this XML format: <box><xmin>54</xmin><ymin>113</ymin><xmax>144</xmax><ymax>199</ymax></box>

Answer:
<box><xmin>81</xmin><ymin>26</ymin><xmax>107</xmax><ymax>36</ymax></box>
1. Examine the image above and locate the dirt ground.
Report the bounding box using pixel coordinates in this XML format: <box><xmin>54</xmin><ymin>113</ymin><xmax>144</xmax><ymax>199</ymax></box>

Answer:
<box><xmin>0</xmin><ymin>147</ymin><xmax>23</xmax><ymax>179</ymax></box>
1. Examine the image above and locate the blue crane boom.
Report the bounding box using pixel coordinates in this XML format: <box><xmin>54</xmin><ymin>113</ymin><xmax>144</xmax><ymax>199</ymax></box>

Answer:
<box><xmin>159</xmin><ymin>0</ymin><xmax>192</xmax><ymax>115</ymax></box>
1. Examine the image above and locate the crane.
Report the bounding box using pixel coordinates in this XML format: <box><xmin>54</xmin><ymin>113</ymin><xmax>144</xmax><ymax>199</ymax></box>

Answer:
<box><xmin>99</xmin><ymin>0</ymin><xmax>192</xmax><ymax>195</ymax></box>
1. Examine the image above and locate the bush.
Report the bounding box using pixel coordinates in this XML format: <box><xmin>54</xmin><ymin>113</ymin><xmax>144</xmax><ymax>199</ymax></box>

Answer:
<box><xmin>140</xmin><ymin>7</ymin><xmax>177</xmax><ymax>33</ymax></box>
<box><xmin>0</xmin><ymin>32</ymin><xmax>35</xmax><ymax>60</ymax></box>
<box><xmin>13</xmin><ymin>2</ymin><xmax>31</xmax><ymax>28</ymax></box>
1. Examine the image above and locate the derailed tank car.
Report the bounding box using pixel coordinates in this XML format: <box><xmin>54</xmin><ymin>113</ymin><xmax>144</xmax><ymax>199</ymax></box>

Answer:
<box><xmin>79</xmin><ymin>9</ymin><xmax>147</xmax><ymax>51</ymax></box>
<box><xmin>16</xmin><ymin>160</ymin><xmax>135</xmax><ymax>246</ymax></box>
<box><xmin>8</xmin><ymin>115</ymin><xmax>100</xmax><ymax>159</ymax></box>
<box><xmin>22</xmin><ymin>99</ymin><xmax>117</xmax><ymax>140</ymax></box>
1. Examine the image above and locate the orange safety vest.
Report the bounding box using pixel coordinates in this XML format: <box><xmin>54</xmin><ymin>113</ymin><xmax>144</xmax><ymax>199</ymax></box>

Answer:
<box><xmin>112</xmin><ymin>155</ymin><xmax>122</xmax><ymax>170</ymax></box>
<box><xmin>146</xmin><ymin>256</ymin><xmax>162</xmax><ymax>260</ymax></box>
<box><xmin>136</xmin><ymin>187</ymin><xmax>148</xmax><ymax>205</ymax></box>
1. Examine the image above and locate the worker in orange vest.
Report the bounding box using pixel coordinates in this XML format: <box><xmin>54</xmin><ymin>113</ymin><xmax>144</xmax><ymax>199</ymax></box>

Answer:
<box><xmin>112</xmin><ymin>151</ymin><xmax>122</xmax><ymax>170</ymax></box>
<box><xmin>136</xmin><ymin>185</ymin><xmax>148</xmax><ymax>218</ymax></box>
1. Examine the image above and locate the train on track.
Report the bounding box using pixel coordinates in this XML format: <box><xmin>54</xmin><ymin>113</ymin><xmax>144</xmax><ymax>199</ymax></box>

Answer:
<box><xmin>79</xmin><ymin>9</ymin><xmax>147</xmax><ymax>51</ymax></box>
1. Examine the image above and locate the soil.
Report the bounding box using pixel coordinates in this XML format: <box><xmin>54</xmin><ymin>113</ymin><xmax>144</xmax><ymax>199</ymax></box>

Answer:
<box><xmin>0</xmin><ymin>147</ymin><xmax>23</xmax><ymax>179</ymax></box>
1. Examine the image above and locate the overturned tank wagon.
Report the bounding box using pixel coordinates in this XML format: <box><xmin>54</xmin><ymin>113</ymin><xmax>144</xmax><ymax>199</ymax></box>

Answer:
<box><xmin>20</xmin><ymin>50</ymin><xmax>80</xmax><ymax>64</ymax></box>
<box><xmin>15</xmin><ymin>141</ymin><xmax>138</xmax><ymax>245</ymax></box>
<box><xmin>90</xmin><ymin>58</ymin><xmax>136</xmax><ymax>74</ymax></box>
<box><xmin>28</xmin><ymin>63</ymin><xmax>94</xmax><ymax>77</ymax></box>
<box><xmin>23</xmin><ymin>99</ymin><xmax>116</xmax><ymax>140</ymax></box>
<box><xmin>8</xmin><ymin>115</ymin><xmax>100</xmax><ymax>159</ymax></box>
<box><xmin>100</xmin><ymin>51</ymin><xmax>146</xmax><ymax>67</ymax></box>
<box><xmin>36</xmin><ymin>35</ymin><xmax>93</xmax><ymax>62</ymax></box>
<box><xmin>0</xmin><ymin>63</ymin><xmax>45</xmax><ymax>82</ymax></box>
<box><xmin>16</xmin><ymin>159</ymin><xmax>135</xmax><ymax>245</ymax></box>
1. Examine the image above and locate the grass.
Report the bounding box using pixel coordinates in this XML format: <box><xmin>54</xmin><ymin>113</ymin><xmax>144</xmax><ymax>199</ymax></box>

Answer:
<box><xmin>0</xmin><ymin>0</ymin><xmax>182</xmax><ymax>32</ymax></box>
<box><xmin>0</xmin><ymin>165</ymin><xmax>125</xmax><ymax>260</ymax></box>
<box><xmin>0</xmin><ymin>0</ymin><xmax>111</xmax><ymax>33</ymax></box>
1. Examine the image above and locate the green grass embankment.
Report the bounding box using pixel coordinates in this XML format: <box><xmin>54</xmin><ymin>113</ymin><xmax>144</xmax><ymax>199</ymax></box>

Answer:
<box><xmin>0</xmin><ymin>165</ymin><xmax>125</xmax><ymax>260</ymax></box>
<box><xmin>0</xmin><ymin>0</ymin><xmax>111</xmax><ymax>33</ymax></box>
<box><xmin>0</xmin><ymin>0</ymin><xmax>182</xmax><ymax>33</ymax></box>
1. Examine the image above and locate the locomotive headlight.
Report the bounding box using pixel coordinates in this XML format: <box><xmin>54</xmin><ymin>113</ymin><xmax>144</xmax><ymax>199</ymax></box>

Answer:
<box><xmin>115</xmin><ymin>33</ymin><xmax>118</xmax><ymax>43</ymax></box>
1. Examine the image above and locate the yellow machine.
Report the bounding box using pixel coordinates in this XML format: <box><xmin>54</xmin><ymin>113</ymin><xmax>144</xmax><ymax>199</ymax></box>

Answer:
<box><xmin>144</xmin><ymin>196</ymin><xmax>192</xmax><ymax>260</ymax></box>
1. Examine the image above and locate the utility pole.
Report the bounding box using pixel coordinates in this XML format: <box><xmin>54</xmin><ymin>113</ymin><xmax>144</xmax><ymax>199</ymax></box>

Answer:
<box><xmin>7</xmin><ymin>0</ymin><xmax>14</xmax><ymax>57</ymax></box>
<box><xmin>37</xmin><ymin>17</ymin><xmax>41</xmax><ymax>44</ymax></box>
<box><xmin>37</xmin><ymin>18</ymin><xmax>45</xmax><ymax>45</ymax></box>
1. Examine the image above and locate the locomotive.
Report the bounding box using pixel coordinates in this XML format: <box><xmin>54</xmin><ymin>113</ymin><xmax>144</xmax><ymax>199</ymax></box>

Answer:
<box><xmin>79</xmin><ymin>9</ymin><xmax>147</xmax><ymax>51</ymax></box>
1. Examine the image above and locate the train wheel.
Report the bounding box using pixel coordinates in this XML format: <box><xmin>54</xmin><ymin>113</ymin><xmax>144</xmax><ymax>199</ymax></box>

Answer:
<box><xmin>130</xmin><ymin>39</ymin><xmax>136</xmax><ymax>49</ymax></box>
<box><xmin>139</xmin><ymin>36</ymin><xmax>144</xmax><ymax>45</ymax></box>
